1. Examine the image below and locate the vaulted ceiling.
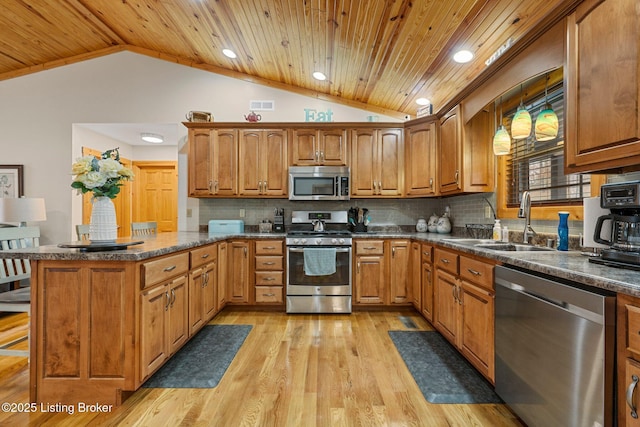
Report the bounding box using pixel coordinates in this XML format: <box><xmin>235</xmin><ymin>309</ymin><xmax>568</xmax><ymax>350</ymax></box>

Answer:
<box><xmin>0</xmin><ymin>0</ymin><xmax>575</xmax><ymax>118</ymax></box>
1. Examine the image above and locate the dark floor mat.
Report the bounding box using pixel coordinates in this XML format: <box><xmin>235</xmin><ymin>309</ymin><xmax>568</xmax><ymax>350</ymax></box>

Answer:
<box><xmin>143</xmin><ymin>324</ymin><xmax>252</xmax><ymax>388</ymax></box>
<box><xmin>389</xmin><ymin>330</ymin><xmax>502</xmax><ymax>404</ymax></box>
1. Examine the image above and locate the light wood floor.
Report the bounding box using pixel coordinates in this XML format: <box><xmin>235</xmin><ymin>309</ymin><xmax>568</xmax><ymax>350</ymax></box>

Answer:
<box><xmin>0</xmin><ymin>310</ymin><xmax>523</xmax><ymax>426</ymax></box>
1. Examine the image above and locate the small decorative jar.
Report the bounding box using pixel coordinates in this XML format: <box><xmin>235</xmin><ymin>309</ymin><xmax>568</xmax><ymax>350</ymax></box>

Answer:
<box><xmin>427</xmin><ymin>213</ymin><xmax>439</xmax><ymax>232</ymax></box>
<box><xmin>416</xmin><ymin>218</ymin><xmax>427</xmax><ymax>232</ymax></box>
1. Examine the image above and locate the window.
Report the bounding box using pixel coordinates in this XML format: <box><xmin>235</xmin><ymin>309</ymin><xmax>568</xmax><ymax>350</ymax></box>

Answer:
<box><xmin>504</xmin><ymin>82</ymin><xmax>590</xmax><ymax>207</ymax></box>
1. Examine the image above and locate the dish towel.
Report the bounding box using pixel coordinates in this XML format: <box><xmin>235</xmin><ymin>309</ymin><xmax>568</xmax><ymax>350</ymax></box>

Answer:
<box><xmin>303</xmin><ymin>248</ymin><xmax>337</xmax><ymax>276</ymax></box>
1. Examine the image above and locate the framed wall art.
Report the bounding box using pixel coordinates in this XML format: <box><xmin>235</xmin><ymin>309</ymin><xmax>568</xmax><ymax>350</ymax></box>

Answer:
<box><xmin>0</xmin><ymin>165</ymin><xmax>24</xmax><ymax>198</ymax></box>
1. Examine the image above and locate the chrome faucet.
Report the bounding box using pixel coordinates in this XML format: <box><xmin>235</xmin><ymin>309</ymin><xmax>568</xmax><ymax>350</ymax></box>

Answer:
<box><xmin>518</xmin><ymin>191</ymin><xmax>537</xmax><ymax>243</ymax></box>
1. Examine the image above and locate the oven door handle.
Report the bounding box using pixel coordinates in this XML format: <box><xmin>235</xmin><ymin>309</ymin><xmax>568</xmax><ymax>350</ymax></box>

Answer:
<box><xmin>288</xmin><ymin>247</ymin><xmax>351</xmax><ymax>253</ymax></box>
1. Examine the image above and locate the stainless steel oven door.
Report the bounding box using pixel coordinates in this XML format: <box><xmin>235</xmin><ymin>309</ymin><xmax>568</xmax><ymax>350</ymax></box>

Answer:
<box><xmin>287</xmin><ymin>247</ymin><xmax>352</xmax><ymax>295</ymax></box>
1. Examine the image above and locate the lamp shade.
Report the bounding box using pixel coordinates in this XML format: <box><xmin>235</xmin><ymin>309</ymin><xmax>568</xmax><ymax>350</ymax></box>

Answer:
<box><xmin>0</xmin><ymin>197</ymin><xmax>47</xmax><ymax>226</ymax></box>
<box><xmin>535</xmin><ymin>104</ymin><xmax>559</xmax><ymax>141</ymax></box>
<box><xmin>511</xmin><ymin>106</ymin><xmax>532</xmax><ymax>140</ymax></box>
<box><xmin>493</xmin><ymin>126</ymin><xmax>511</xmax><ymax>155</ymax></box>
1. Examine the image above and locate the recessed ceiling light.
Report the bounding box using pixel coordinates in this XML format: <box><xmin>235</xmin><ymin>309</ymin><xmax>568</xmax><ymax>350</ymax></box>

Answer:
<box><xmin>141</xmin><ymin>133</ymin><xmax>164</xmax><ymax>144</ymax></box>
<box><xmin>416</xmin><ymin>98</ymin><xmax>430</xmax><ymax>106</ymax></box>
<box><xmin>222</xmin><ymin>49</ymin><xmax>237</xmax><ymax>59</ymax></box>
<box><xmin>312</xmin><ymin>71</ymin><xmax>327</xmax><ymax>81</ymax></box>
<box><xmin>453</xmin><ymin>50</ymin><xmax>474</xmax><ymax>63</ymax></box>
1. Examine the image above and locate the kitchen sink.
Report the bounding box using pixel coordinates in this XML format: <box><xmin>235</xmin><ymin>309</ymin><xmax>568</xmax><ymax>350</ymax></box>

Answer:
<box><xmin>475</xmin><ymin>243</ymin><xmax>555</xmax><ymax>252</ymax></box>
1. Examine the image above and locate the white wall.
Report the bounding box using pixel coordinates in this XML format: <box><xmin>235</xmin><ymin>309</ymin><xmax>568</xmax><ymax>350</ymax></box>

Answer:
<box><xmin>0</xmin><ymin>51</ymin><xmax>399</xmax><ymax>244</ymax></box>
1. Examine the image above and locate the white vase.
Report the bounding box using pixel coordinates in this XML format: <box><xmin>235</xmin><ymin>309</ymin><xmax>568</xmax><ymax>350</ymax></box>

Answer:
<box><xmin>89</xmin><ymin>196</ymin><xmax>118</xmax><ymax>242</ymax></box>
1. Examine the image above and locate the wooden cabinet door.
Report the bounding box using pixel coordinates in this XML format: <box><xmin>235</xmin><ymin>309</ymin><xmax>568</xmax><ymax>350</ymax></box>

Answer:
<box><xmin>188</xmin><ymin>128</ymin><xmax>213</xmax><ymax>196</ymax></box>
<box><xmin>212</xmin><ymin>129</ymin><xmax>238</xmax><ymax>195</ymax></box>
<box><xmin>168</xmin><ymin>275</ymin><xmax>189</xmax><ymax>355</ymax></box>
<box><xmin>228</xmin><ymin>241</ymin><xmax>251</xmax><ymax>304</ymax></box>
<box><xmin>421</xmin><ymin>261</ymin><xmax>433</xmax><ymax>322</ymax></box>
<box><xmin>351</xmin><ymin>129</ymin><xmax>377</xmax><ymax>196</ymax></box>
<box><xmin>566</xmin><ymin>0</ymin><xmax>640</xmax><ymax>173</ymax></box>
<box><xmin>405</xmin><ymin>120</ymin><xmax>437</xmax><ymax>196</ymax></box>
<box><xmin>410</xmin><ymin>242</ymin><xmax>422</xmax><ymax>309</ymax></box>
<box><xmin>378</xmin><ymin>128</ymin><xmax>404</xmax><ymax>196</ymax></box>
<box><xmin>389</xmin><ymin>240</ymin><xmax>410</xmax><ymax>304</ymax></box>
<box><xmin>188</xmin><ymin>266</ymin><xmax>205</xmax><ymax>335</ymax></box>
<box><xmin>262</xmin><ymin>130</ymin><xmax>287</xmax><ymax>196</ymax></box>
<box><xmin>439</xmin><ymin>105</ymin><xmax>462</xmax><ymax>194</ymax></box>
<box><xmin>202</xmin><ymin>260</ymin><xmax>218</xmax><ymax>320</ymax></box>
<box><xmin>238</xmin><ymin>130</ymin><xmax>262</xmax><ymax>196</ymax></box>
<box><xmin>140</xmin><ymin>283</ymin><xmax>169</xmax><ymax>380</ymax></box>
<box><xmin>354</xmin><ymin>255</ymin><xmax>385</xmax><ymax>304</ymax></box>
<box><xmin>460</xmin><ymin>280</ymin><xmax>495</xmax><ymax>382</ymax></box>
<box><xmin>217</xmin><ymin>242</ymin><xmax>228</xmax><ymax>309</ymax></box>
<box><xmin>463</xmin><ymin>107</ymin><xmax>494</xmax><ymax>192</ymax></box>
<box><xmin>434</xmin><ymin>269</ymin><xmax>460</xmax><ymax>345</ymax></box>
<box><xmin>239</xmin><ymin>130</ymin><xmax>287</xmax><ymax>196</ymax></box>
<box><xmin>319</xmin><ymin>129</ymin><xmax>348</xmax><ymax>165</ymax></box>
<box><xmin>290</xmin><ymin>129</ymin><xmax>318</xmax><ymax>165</ymax></box>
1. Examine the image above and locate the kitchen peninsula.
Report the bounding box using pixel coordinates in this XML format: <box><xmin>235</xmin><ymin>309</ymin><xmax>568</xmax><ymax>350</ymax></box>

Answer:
<box><xmin>2</xmin><ymin>230</ymin><xmax>639</xmax><ymax>409</ymax></box>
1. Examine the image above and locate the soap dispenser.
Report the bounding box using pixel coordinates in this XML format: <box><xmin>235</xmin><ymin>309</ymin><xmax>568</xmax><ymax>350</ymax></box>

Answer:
<box><xmin>492</xmin><ymin>219</ymin><xmax>502</xmax><ymax>241</ymax></box>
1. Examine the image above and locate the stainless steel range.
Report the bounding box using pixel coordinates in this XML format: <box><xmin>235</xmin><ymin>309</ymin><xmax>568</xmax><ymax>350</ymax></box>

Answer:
<box><xmin>286</xmin><ymin>210</ymin><xmax>352</xmax><ymax>313</ymax></box>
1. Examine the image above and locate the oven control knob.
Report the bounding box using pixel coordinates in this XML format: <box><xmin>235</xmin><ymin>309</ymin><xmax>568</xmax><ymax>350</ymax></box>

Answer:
<box><xmin>331</xmin><ymin>238</ymin><xmax>338</xmax><ymax>244</ymax></box>
<box><xmin>315</xmin><ymin>239</ymin><xmax>321</xmax><ymax>245</ymax></box>
<box><xmin>301</xmin><ymin>239</ymin><xmax>307</xmax><ymax>245</ymax></box>
<box><xmin>339</xmin><ymin>238</ymin><xmax>345</xmax><ymax>244</ymax></box>
<box><xmin>292</xmin><ymin>238</ymin><xmax>299</xmax><ymax>245</ymax></box>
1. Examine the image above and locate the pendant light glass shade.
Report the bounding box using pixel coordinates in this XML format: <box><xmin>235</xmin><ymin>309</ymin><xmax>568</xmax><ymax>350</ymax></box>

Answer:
<box><xmin>511</xmin><ymin>84</ymin><xmax>532</xmax><ymax>140</ymax></box>
<box><xmin>535</xmin><ymin>75</ymin><xmax>559</xmax><ymax>141</ymax></box>
<box><xmin>535</xmin><ymin>104</ymin><xmax>559</xmax><ymax>141</ymax></box>
<box><xmin>493</xmin><ymin>96</ymin><xmax>511</xmax><ymax>156</ymax></box>
<box><xmin>493</xmin><ymin>126</ymin><xmax>511</xmax><ymax>155</ymax></box>
<box><xmin>511</xmin><ymin>106</ymin><xmax>532</xmax><ymax>139</ymax></box>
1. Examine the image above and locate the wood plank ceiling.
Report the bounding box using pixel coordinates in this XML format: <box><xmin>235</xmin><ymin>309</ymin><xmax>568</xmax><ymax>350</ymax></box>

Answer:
<box><xmin>0</xmin><ymin>0</ymin><xmax>572</xmax><ymax>117</ymax></box>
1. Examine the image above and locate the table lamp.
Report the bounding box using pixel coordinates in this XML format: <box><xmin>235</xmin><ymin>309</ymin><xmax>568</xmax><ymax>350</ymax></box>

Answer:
<box><xmin>0</xmin><ymin>197</ymin><xmax>47</xmax><ymax>227</ymax></box>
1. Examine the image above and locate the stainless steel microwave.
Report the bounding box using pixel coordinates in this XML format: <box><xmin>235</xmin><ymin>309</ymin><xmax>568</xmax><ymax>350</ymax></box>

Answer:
<box><xmin>288</xmin><ymin>166</ymin><xmax>350</xmax><ymax>201</ymax></box>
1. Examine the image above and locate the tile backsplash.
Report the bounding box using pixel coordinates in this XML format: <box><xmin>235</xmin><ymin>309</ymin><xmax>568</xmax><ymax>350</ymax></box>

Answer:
<box><xmin>198</xmin><ymin>192</ymin><xmax>583</xmax><ymax>238</ymax></box>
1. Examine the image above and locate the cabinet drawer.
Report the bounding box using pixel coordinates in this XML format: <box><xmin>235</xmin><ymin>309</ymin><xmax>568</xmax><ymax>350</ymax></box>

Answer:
<box><xmin>627</xmin><ymin>304</ymin><xmax>640</xmax><ymax>355</ymax></box>
<box><xmin>434</xmin><ymin>248</ymin><xmax>459</xmax><ymax>274</ymax></box>
<box><xmin>255</xmin><ymin>271</ymin><xmax>283</xmax><ymax>285</ymax></box>
<box><xmin>255</xmin><ymin>240</ymin><xmax>284</xmax><ymax>255</ymax></box>
<box><xmin>355</xmin><ymin>240</ymin><xmax>384</xmax><ymax>255</ymax></box>
<box><xmin>255</xmin><ymin>286</ymin><xmax>283</xmax><ymax>303</ymax></box>
<box><xmin>190</xmin><ymin>244</ymin><xmax>218</xmax><ymax>269</ymax></box>
<box><xmin>459</xmin><ymin>256</ymin><xmax>493</xmax><ymax>290</ymax></box>
<box><xmin>142</xmin><ymin>253</ymin><xmax>189</xmax><ymax>288</ymax></box>
<box><xmin>255</xmin><ymin>255</ymin><xmax>283</xmax><ymax>271</ymax></box>
<box><xmin>421</xmin><ymin>244</ymin><xmax>433</xmax><ymax>263</ymax></box>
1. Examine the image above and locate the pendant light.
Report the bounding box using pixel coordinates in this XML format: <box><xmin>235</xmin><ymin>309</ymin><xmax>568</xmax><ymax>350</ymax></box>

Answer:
<box><xmin>493</xmin><ymin>97</ymin><xmax>511</xmax><ymax>156</ymax></box>
<box><xmin>535</xmin><ymin>74</ymin><xmax>559</xmax><ymax>141</ymax></box>
<box><xmin>511</xmin><ymin>84</ymin><xmax>532</xmax><ymax>140</ymax></box>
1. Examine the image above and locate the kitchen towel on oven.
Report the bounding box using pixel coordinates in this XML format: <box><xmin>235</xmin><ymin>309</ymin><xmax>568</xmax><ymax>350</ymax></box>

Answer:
<box><xmin>303</xmin><ymin>247</ymin><xmax>337</xmax><ymax>276</ymax></box>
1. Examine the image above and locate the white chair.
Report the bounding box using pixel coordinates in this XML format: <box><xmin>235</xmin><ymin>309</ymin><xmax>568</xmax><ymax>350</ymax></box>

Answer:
<box><xmin>0</xmin><ymin>226</ymin><xmax>40</xmax><ymax>357</ymax></box>
<box><xmin>76</xmin><ymin>224</ymin><xmax>90</xmax><ymax>240</ymax></box>
<box><xmin>131</xmin><ymin>221</ymin><xmax>157</xmax><ymax>237</ymax></box>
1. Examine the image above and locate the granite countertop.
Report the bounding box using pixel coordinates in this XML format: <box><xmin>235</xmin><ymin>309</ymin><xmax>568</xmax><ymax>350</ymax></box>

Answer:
<box><xmin>1</xmin><ymin>230</ymin><xmax>639</xmax><ymax>297</ymax></box>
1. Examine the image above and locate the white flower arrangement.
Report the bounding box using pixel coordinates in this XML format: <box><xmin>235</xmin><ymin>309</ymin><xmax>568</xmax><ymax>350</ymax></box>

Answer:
<box><xmin>71</xmin><ymin>148</ymin><xmax>134</xmax><ymax>199</ymax></box>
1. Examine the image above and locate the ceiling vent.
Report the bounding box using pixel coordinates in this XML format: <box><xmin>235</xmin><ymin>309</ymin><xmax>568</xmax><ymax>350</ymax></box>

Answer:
<box><xmin>249</xmin><ymin>100</ymin><xmax>275</xmax><ymax>111</ymax></box>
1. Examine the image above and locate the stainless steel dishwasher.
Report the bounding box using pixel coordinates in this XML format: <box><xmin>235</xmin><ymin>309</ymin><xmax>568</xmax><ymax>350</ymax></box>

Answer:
<box><xmin>495</xmin><ymin>265</ymin><xmax>616</xmax><ymax>427</ymax></box>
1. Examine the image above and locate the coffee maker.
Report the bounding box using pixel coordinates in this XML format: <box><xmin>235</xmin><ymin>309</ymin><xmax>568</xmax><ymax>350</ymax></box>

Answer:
<box><xmin>591</xmin><ymin>181</ymin><xmax>640</xmax><ymax>269</ymax></box>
